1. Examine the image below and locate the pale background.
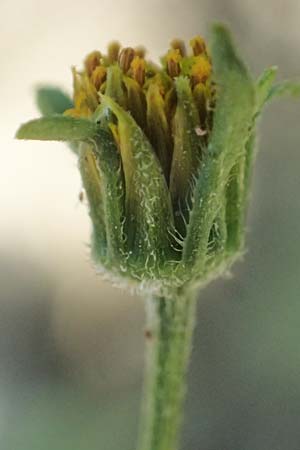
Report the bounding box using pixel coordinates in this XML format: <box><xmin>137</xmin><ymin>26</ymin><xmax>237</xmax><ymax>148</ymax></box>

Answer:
<box><xmin>1</xmin><ymin>1</ymin><xmax>300</xmax><ymax>449</ymax></box>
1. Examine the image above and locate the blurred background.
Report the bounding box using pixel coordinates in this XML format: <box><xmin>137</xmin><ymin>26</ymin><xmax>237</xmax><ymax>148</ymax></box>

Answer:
<box><xmin>1</xmin><ymin>0</ymin><xmax>300</xmax><ymax>449</ymax></box>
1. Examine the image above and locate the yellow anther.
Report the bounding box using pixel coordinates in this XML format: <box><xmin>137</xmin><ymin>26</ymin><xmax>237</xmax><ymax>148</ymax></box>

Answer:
<box><xmin>191</xmin><ymin>55</ymin><xmax>212</xmax><ymax>84</ymax></box>
<box><xmin>190</xmin><ymin>35</ymin><xmax>207</xmax><ymax>56</ymax></box>
<box><xmin>166</xmin><ymin>49</ymin><xmax>182</xmax><ymax>78</ymax></box>
<box><xmin>107</xmin><ymin>41</ymin><xmax>121</xmax><ymax>63</ymax></box>
<box><xmin>130</xmin><ymin>56</ymin><xmax>146</xmax><ymax>86</ymax></box>
<box><xmin>170</xmin><ymin>38</ymin><xmax>186</xmax><ymax>57</ymax></box>
<box><xmin>69</xmin><ymin>35</ymin><xmax>212</xmax><ymax>131</ymax></box>
<box><xmin>91</xmin><ymin>66</ymin><xmax>107</xmax><ymax>91</ymax></box>
<box><xmin>84</xmin><ymin>51</ymin><xmax>102</xmax><ymax>76</ymax></box>
<box><xmin>118</xmin><ymin>47</ymin><xmax>135</xmax><ymax>73</ymax></box>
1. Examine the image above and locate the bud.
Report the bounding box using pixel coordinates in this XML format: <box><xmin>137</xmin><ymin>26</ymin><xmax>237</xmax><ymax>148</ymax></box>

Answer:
<box><xmin>190</xmin><ymin>35</ymin><xmax>207</xmax><ymax>56</ymax></box>
<box><xmin>165</xmin><ymin>48</ymin><xmax>182</xmax><ymax>77</ymax></box>
<box><xmin>170</xmin><ymin>38</ymin><xmax>186</xmax><ymax>57</ymax></box>
<box><xmin>84</xmin><ymin>51</ymin><xmax>102</xmax><ymax>76</ymax></box>
<box><xmin>130</xmin><ymin>56</ymin><xmax>146</xmax><ymax>86</ymax></box>
<box><xmin>118</xmin><ymin>47</ymin><xmax>135</xmax><ymax>73</ymax></box>
<box><xmin>107</xmin><ymin>41</ymin><xmax>121</xmax><ymax>63</ymax></box>
<box><xmin>16</xmin><ymin>24</ymin><xmax>300</xmax><ymax>292</ymax></box>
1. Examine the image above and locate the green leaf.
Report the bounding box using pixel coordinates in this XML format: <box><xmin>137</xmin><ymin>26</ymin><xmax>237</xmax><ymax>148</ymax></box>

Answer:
<box><xmin>16</xmin><ymin>115</ymin><xmax>99</xmax><ymax>142</ymax></box>
<box><xmin>36</xmin><ymin>86</ymin><xmax>73</xmax><ymax>116</ymax></box>
<box><xmin>79</xmin><ymin>144</ymin><xmax>107</xmax><ymax>260</ymax></box>
<box><xmin>100</xmin><ymin>94</ymin><xmax>174</xmax><ymax>274</ymax></box>
<box><xmin>169</xmin><ymin>76</ymin><xmax>203</xmax><ymax>232</ymax></box>
<box><xmin>182</xmin><ymin>23</ymin><xmax>255</xmax><ymax>273</ymax></box>
<box><xmin>255</xmin><ymin>70</ymin><xmax>300</xmax><ymax>112</ymax></box>
<box><xmin>124</xmin><ymin>76</ymin><xmax>147</xmax><ymax>130</ymax></box>
<box><xmin>146</xmin><ymin>82</ymin><xmax>172</xmax><ymax>180</ymax></box>
<box><xmin>225</xmin><ymin>158</ymin><xmax>246</xmax><ymax>253</ymax></box>
<box><xmin>91</xmin><ymin>127</ymin><xmax>126</xmax><ymax>267</ymax></box>
<box><xmin>255</xmin><ymin>66</ymin><xmax>278</xmax><ymax>115</ymax></box>
<box><xmin>105</xmin><ymin>65</ymin><xmax>127</xmax><ymax>107</ymax></box>
<box><xmin>267</xmin><ymin>79</ymin><xmax>300</xmax><ymax>102</ymax></box>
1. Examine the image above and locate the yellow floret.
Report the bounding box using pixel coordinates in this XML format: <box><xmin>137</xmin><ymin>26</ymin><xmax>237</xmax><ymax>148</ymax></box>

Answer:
<box><xmin>130</xmin><ymin>56</ymin><xmax>146</xmax><ymax>86</ymax></box>
<box><xmin>191</xmin><ymin>55</ymin><xmax>212</xmax><ymax>83</ymax></box>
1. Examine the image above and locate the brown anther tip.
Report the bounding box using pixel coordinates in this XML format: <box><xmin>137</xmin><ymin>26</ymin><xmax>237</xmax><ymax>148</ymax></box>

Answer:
<box><xmin>166</xmin><ymin>49</ymin><xmax>181</xmax><ymax>78</ymax></box>
<box><xmin>167</xmin><ymin>59</ymin><xmax>180</xmax><ymax>78</ymax></box>
<box><xmin>84</xmin><ymin>51</ymin><xmax>102</xmax><ymax>76</ymax></box>
<box><xmin>170</xmin><ymin>38</ymin><xmax>186</xmax><ymax>57</ymax></box>
<box><xmin>190</xmin><ymin>36</ymin><xmax>207</xmax><ymax>56</ymax></box>
<box><xmin>119</xmin><ymin>47</ymin><xmax>136</xmax><ymax>73</ymax></box>
<box><xmin>107</xmin><ymin>41</ymin><xmax>121</xmax><ymax>63</ymax></box>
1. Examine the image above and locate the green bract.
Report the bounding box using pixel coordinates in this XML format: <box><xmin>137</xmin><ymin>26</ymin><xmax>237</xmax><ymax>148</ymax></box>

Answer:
<box><xmin>16</xmin><ymin>24</ymin><xmax>300</xmax><ymax>293</ymax></box>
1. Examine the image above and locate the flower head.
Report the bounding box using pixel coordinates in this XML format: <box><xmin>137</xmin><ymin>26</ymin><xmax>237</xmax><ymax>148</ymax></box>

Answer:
<box><xmin>65</xmin><ymin>34</ymin><xmax>214</xmax><ymax>191</ymax></box>
<box><xmin>16</xmin><ymin>24</ymin><xmax>300</xmax><ymax>292</ymax></box>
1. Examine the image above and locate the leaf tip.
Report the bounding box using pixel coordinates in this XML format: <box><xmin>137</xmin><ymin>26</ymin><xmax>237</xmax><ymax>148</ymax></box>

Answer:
<box><xmin>15</xmin><ymin>122</ymin><xmax>31</xmax><ymax>140</ymax></box>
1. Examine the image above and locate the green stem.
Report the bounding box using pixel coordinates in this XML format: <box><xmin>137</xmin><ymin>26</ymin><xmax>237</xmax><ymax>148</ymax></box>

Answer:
<box><xmin>139</xmin><ymin>286</ymin><xmax>197</xmax><ymax>450</ymax></box>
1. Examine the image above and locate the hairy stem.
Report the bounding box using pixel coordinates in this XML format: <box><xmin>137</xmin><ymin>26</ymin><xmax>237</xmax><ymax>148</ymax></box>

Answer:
<box><xmin>139</xmin><ymin>286</ymin><xmax>197</xmax><ymax>450</ymax></box>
